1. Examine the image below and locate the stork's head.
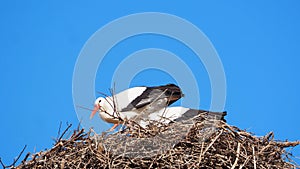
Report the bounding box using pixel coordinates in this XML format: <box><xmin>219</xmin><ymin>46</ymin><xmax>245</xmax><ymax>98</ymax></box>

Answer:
<box><xmin>90</xmin><ymin>97</ymin><xmax>106</xmax><ymax>119</ymax></box>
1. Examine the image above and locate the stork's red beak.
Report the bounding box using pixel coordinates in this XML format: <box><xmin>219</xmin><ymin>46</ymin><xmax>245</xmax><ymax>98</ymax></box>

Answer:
<box><xmin>90</xmin><ymin>105</ymin><xmax>99</xmax><ymax>119</ymax></box>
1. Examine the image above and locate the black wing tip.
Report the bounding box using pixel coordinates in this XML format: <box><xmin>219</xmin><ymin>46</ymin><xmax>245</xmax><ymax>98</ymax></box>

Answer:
<box><xmin>165</xmin><ymin>83</ymin><xmax>178</xmax><ymax>87</ymax></box>
<box><xmin>151</xmin><ymin>83</ymin><xmax>179</xmax><ymax>88</ymax></box>
<box><xmin>205</xmin><ymin>110</ymin><xmax>227</xmax><ymax>122</ymax></box>
<box><xmin>220</xmin><ymin>111</ymin><xmax>227</xmax><ymax>122</ymax></box>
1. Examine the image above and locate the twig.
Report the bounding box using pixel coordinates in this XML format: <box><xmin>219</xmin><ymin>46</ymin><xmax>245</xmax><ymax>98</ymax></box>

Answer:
<box><xmin>21</xmin><ymin>152</ymin><xmax>30</xmax><ymax>164</ymax></box>
<box><xmin>198</xmin><ymin>141</ymin><xmax>205</xmax><ymax>163</ymax></box>
<box><xmin>201</xmin><ymin>130</ymin><xmax>223</xmax><ymax>156</ymax></box>
<box><xmin>231</xmin><ymin>142</ymin><xmax>241</xmax><ymax>169</ymax></box>
<box><xmin>239</xmin><ymin>156</ymin><xmax>250</xmax><ymax>169</ymax></box>
<box><xmin>136</xmin><ymin>89</ymin><xmax>168</xmax><ymax>121</ymax></box>
<box><xmin>77</xmin><ymin>120</ymin><xmax>82</xmax><ymax>131</ymax></box>
<box><xmin>252</xmin><ymin>146</ymin><xmax>257</xmax><ymax>169</ymax></box>
<box><xmin>56</xmin><ymin>123</ymin><xmax>72</xmax><ymax>143</ymax></box>
<box><xmin>0</xmin><ymin>145</ymin><xmax>28</xmax><ymax>168</ymax></box>
<box><xmin>11</xmin><ymin>145</ymin><xmax>27</xmax><ymax>167</ymax></box>
<box><xmin>160</xmin><ymin>91</ymin><xmax>174</xmax><ymax>120</ymax></box>
<box><xmin>0</xmin><ymin>158</ymin><xmax>5</xmax><ymax>169</ymax></box>
<box><xmin>56</xmin><ymin>121</ymin><xmax>62</xmax><ymax>142</ymax></box>
<box><xmin>76</xmin><ymin>105</ymin><xmax>94</xmax><ymax>111</ymax></box>
<box><xmin>97</xmin><ymin>87</ymin><xmax>123</xmax><ymax>122</ymax></box>
<box><xmin>96</xmin><ymin>91</ymin><xmax>115</xmax><ymax>110</ymax></box>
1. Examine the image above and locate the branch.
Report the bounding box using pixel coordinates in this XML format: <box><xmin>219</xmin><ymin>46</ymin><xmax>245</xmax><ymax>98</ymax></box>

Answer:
<box><xmin>56</xmin><ymin>123</ymin><xmax>72</xmax><ymax>143</ymax></box>
<box><xmin>56</xmin><ymin>121</ymin><xmax>62</xmax><ymax>142</ymax></box>
<box><xmin>21</xmin><ymin>152</ymin><xmax>30</xmax><ymax>164</ymax></box>
<box><xmin>0</xmin><ymin>145</ymin><xmax>27</xmax><ymax>168</ymax></box>
<box><xmin>0</xmin><ymin>158</ymin><xmax>5</xmax><ymax>169</ymax></box>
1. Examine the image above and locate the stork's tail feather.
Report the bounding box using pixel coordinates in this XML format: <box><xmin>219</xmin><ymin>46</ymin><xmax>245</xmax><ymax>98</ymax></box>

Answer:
<box><xmin>206</xmin><ymin>111</ymin><xmax>227</xmax><ymax>122</ymax></box>
<box><xmin>174</xmin><ymin>109</ymin><xmax>227</xmax><ymax>122</ymax></box>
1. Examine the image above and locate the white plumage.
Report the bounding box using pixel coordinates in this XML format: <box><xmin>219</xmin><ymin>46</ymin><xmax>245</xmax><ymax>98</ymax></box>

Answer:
<box><xmin>90</xmin><ymin>84</ymin><xmax>183</xmax><ymax>131</ymax></box>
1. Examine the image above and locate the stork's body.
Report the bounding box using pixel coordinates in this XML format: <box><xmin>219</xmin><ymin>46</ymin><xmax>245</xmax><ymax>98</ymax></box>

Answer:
<box><xmin>90</xmin><ymin>84</ymin><xmax>183</xmax><ymax>131</ymax></box>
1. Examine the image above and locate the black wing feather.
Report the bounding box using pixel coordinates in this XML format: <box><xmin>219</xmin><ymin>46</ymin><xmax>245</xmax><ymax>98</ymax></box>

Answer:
<box><xmin>121</xmin><ymin>84</ymin><xmax>183</xmax><ymax>112</ymax></box>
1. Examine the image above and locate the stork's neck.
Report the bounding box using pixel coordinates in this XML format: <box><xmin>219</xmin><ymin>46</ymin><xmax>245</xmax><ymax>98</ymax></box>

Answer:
<box><xmin>101</xmin><ymin>98</ymin><xmax>115</xmax><ymax>115</ymax></box>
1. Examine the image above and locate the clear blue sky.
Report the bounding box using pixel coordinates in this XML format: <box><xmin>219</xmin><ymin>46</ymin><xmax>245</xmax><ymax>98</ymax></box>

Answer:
<box><xmin>1</xmin><ymin>1</ymin><xmax>299</xmax><ymax>165</ymax></box>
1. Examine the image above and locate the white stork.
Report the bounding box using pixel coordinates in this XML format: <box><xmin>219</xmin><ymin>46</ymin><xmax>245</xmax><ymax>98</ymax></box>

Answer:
<box><xmin>90</xmin><ymin>84</ymin><xmax>183</xmax><ymax>131</ymax></box>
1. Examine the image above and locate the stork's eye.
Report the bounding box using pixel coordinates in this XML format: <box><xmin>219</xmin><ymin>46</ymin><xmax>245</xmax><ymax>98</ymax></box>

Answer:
<box><xmin>98</xmin><ymin>100</ymin><xmax>101</xmax><ymax>103</ymax></box>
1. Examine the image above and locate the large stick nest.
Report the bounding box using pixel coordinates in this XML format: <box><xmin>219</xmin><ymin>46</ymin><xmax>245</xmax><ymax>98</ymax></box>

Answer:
<box><xmin>13</xmin><ymin>115</ymin><xmax>299</xmax><ymax>169</ymax></box>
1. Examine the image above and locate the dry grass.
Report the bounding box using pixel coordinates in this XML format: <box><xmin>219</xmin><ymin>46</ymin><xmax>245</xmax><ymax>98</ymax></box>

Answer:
<box><xmin>8</xmin><ymin>114</ymin><xmax>300</xmax><ymax>169</ymax></box>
